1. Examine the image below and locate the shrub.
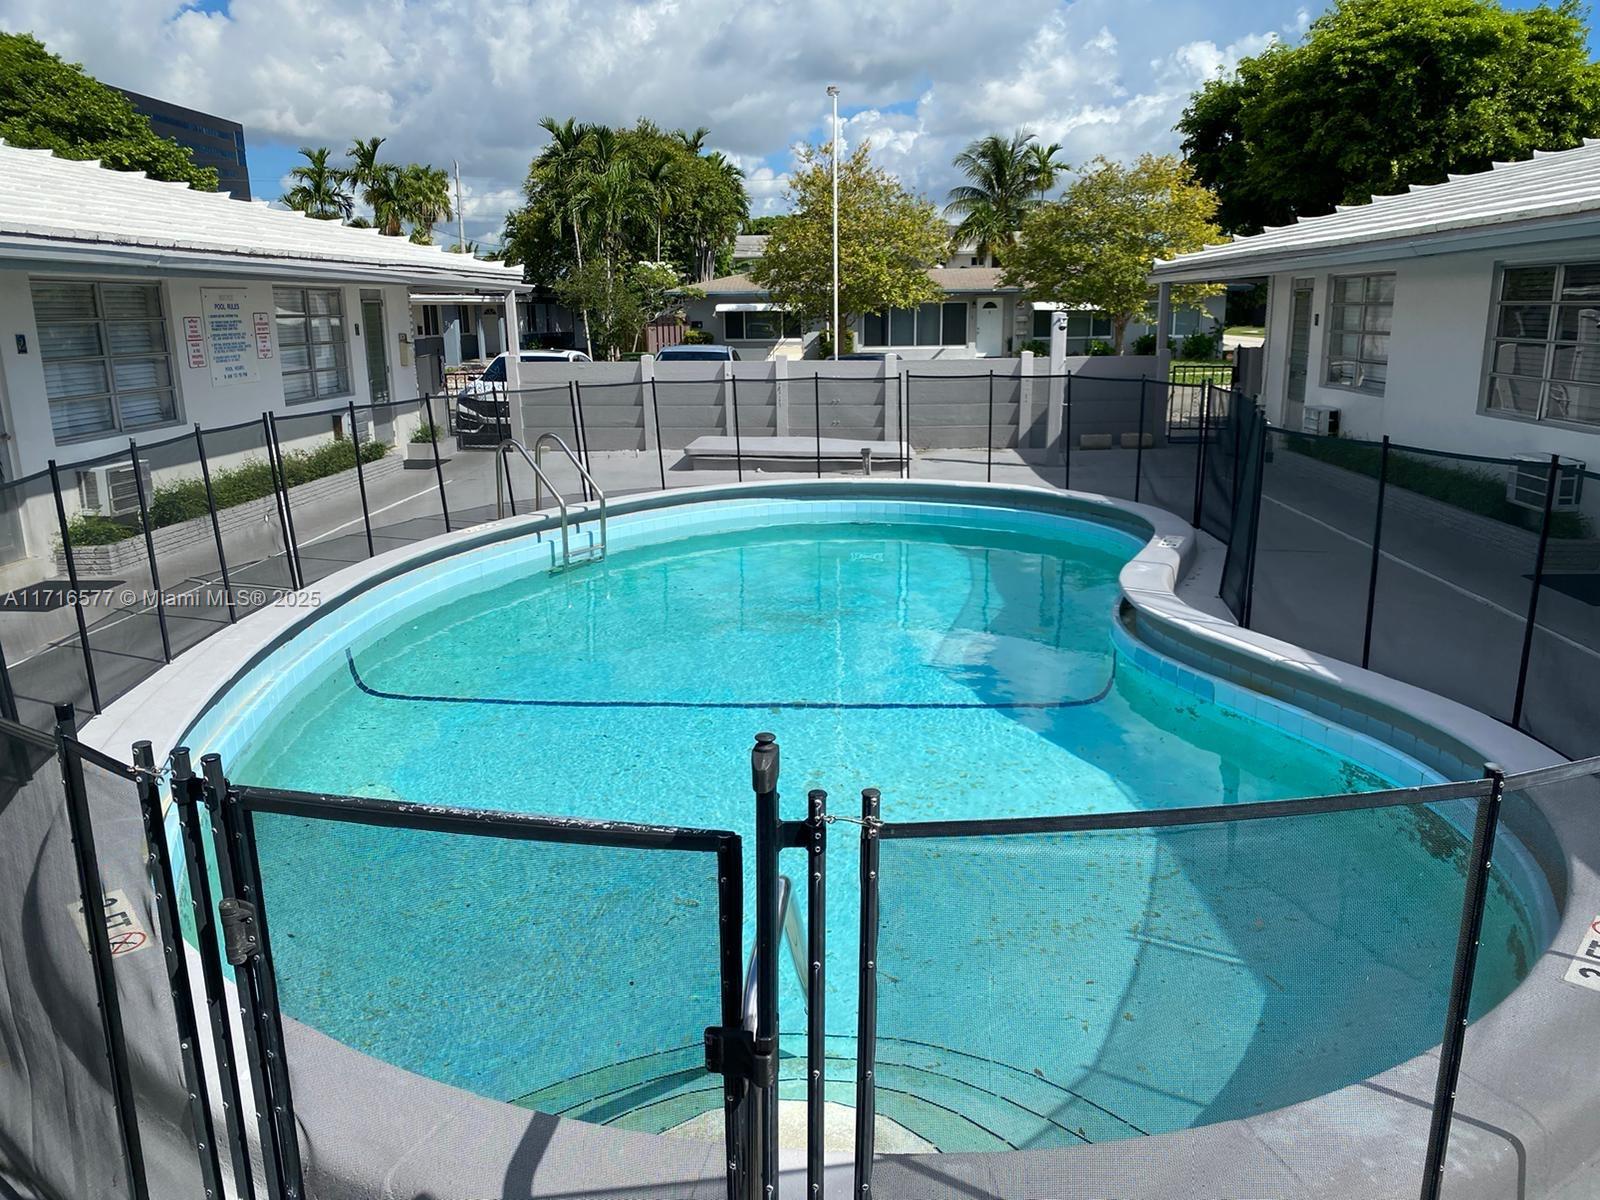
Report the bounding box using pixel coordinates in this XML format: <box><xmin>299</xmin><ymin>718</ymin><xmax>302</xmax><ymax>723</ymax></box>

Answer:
<box><xmin>1131</xmin><ymin>332</ymin><xmax>1158</xmax><ymax>355</ymax></box>
<box><xmin>680</xmin><ymin>328</ymin><xmax>713</xmax><ymax>345</ymax></box>
<box><xmin>1019</xmin><ymin>339</ymin><xmax>1050</xmax><ymax>356</ymax></box>
<box><xmin>410</xmin><ymin>421</ymin><xmax>441</xmax><ymax>444</ymax></box>
<box><xmin>144</xmin><ymin>438</ymin><xmax>387</xmax><ymax>530</ymax></box>
<box><xmin>1181</xmin><ymin>331</ymin><xmax>1219</xmax><ymax>360</ymax></box>
<box><xmin>1084</xmin><ymin>339</ymin><xmax>1116</xmax><ymax>357</ymax></box>
<box><xmin>65</xmin><ymin>511</ymin><xmax>139</xmax><ymax>546</ymax></box>
<box><xmin>815</xmin><ymin>327</ymin><xmax>855</xmax><ymax>358</ymax></box>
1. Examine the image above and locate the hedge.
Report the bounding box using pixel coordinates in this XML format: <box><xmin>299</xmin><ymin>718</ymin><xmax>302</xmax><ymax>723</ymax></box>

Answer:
<box><xmin>66</xmin><ymin>438</ymin><xmax>388</xmax><ymax>547</ymax></box>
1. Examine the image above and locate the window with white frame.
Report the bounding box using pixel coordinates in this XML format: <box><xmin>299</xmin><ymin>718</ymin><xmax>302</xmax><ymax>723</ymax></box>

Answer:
<box><xmin>862</xmin><ymin>302</ymin><xmax>968</xmax><ymax>347</ymax></box>
<box><xmin>274</xmin><ymin>286</ymin><xmax>350</xmax><ymax>403</ymax></box>
<box><xmin>1324</xmin><ymin>273</ymin><xmax>1394</xmax><ymax>394</ymax></box>
<box><xmin>1485</xmin><ymin>262</ymin><xmax>1600</xmax><ymax>427</ymax></box>
<box><xmin>1031</xmin><ymin>308</ymin><xmax>1113</xmax><ymax>351</ymax></box>
<box><xmin>723</xmin><ymin>310</ymin><xmax>802</xmax><ymax>340</ymax></box>
<box><xmin>31</xmin><ymin>280</ymin><xmax>178</xmax><ymax>442</ymax></box>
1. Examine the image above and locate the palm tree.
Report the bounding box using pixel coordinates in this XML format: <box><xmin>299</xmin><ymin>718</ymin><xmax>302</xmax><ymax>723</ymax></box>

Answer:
<box><xmin>283</xmin><ymin>146</ymin><xmax>350</xmax><ymax>220</ymax></box>
<box><xmin>1027</xmin><ymin>141</ymin><xmax>1065</xmax><ymax>202</ymax></box>
<box><xmin>945</xmin><ymin>131</ymin><xmax>1041</xmax><ymax>264</ymax></box>
<box><xmin>675</xmin><ymin>126</ymin><xmax>711</xmax><ymax>154</ymax></box>
<box><xmin>640</xmin><ymin>152</ymin><xmax>682</xmax><ymax>262</ymax></box>
<box><xmin>399</xmin><ymin>163</ymin><xmax>453</xmax><ymax>241</ymax></box>
<box><xmin>343</xmin><ymin>135</ymin><xmax>389</xmax><ymax>215</ymax></box>
<box><xmin>535</xmin><ymin>116</ymin><xmax>595</xmax><ymax>268</ymax></box>
<box><xmin>364</xmin><ymin>164</ymin><xmax>407</xmax><ymax>236</ymax></box>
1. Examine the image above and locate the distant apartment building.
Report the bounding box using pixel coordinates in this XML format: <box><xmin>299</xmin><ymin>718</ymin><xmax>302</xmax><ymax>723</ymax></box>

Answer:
<box><xmin>114</xmin><ymin>88</ymin><xmax>251</xmax><ymax>200</ymax></box>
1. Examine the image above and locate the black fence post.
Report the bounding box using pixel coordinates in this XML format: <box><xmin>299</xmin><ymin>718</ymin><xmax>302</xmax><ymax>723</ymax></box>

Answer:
<box><xmin>423</xmin><ymin>396</ymin><xmax>452</xmax><ymax>533</ymax></box>
<box><xmin>806</xmin><ymin>788</ymin><xmax>827</xmax><ymax>1200</ymax></box>
<box><xmin>714</xmin><ymin>833</ymin><xmax>750</xmax><ymax>1200</ymax></box>
<box><xmin>985</xmin><ymin>369</ymin><xmax>995</xmax><ymax>483</ymax></box>
<box><xmin>171</xmin><ymin>748</ymin><xmax>254</xmax><ymax>1200</ymax></box>
<box><xmin>1063</xmin><ymin>372</ymin><xmax>1073</xmax><ymax>491</ymax></box>
<box><xmin>48</xmin><ymin>460</ymin><xmax>102</xmax><ymax>713</ymax></box>
<box><xmin>1512</xmin><ymin>454</ymin><xmax>1561</xmax><ymax>728</ymax></box>
<box><xmin>202</xmin><ymin>754</ymin><xmax>303</xmax><ymax>1200</ymax></box>
<box><xmin>1360</xmin><ymin>436</ymin><xmax>1392</xmax><ymax>669</ymax></box>
<box><xmin>570</xmin><ymin>380</ymin><xmax>594</xmax><ymax>501</ymax></box>
<box><xmin>730</xmin><ymin>374</ymin><xmax>745</xmax><ymax>484</ymax></box>
<box><xmin>1241</xmin><ymin>407</ymin><xmax>1268</xmax><ymax>629</ymax></box>
<box><xmin>1419</xmin><ymin>766</ymin><xmax>1505</xmax><ymax>1200</ymax></box>
<box><xmin>262</xmin><ymin>414</ymin><xmax>302</xmax><ymax>592</ymax></box>
<box><xmin>750</xmin><ymin>732</ymin><xmax>779</xmax><ymax>1197</ymax></box>
<box><xmin>650</xmin><ymin>377</ymin><xmax>667</xmax><ymax>490</ymax></box>
<box><xmin>814</xmin><ymin>374</ymin><xmax>823</xmax><ymax>479</ymax></box>
<box><xmin>53</xmin><ymin>704</ymin><xmax>148</xmax><ymax>1200</ymax></box>
<box><xmin>1192</xmin><ymin>382</ymin><xmax>1209</xmax><ymax>528</ymax></box>
<box><xmin>0</xmin><ymin>626</ymin><xmax>19</xmax><ymax>723</ymax></box>
<box><xmin>128</xmin><ymin>438</ymin><xmax>173</xmax><ymax>663</ymax></box>
<box><xmin>852</xmin><ymin>787</ymin><xmax>881</xmax><ymax>1200</ymax></box>
<box><xmin>131</xmin><ymin>741</ymin><xmax>225</xmax><ymax>1200</ymax></box>
<box><xmin>347</xmin><ymin>402</ymin><xmax>374</xmax><ymax>558</ymax></box>
<box><xmin>903</xmin><ymin>373</ymin><xmax>914</xmax><ymax>480</ymax></box>
<box><xmin>1133</xmin><ymin>376</ymin><xmax>1148</xmax><ymax>503</ymax></box>
<box><xmin>194</xmin><ymin>425</ymin><xmax>238</xmax><ymax>623</ymax></box>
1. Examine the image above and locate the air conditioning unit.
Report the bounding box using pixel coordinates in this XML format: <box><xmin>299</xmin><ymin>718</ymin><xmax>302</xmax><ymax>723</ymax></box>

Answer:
<box><xmin>1506</xmin><ymin>454</ymin><xmax>1585</xmax><ymax>512</ymax></box>
<box><xmin>1301</xmin><ymin>405</ymin><xmax>1341</xmax><ymax>437</ymax></box>
<box><xmin>77</xmin><ymin>461</ymin><xmax>152</xmax><ymax>517</ymax></box>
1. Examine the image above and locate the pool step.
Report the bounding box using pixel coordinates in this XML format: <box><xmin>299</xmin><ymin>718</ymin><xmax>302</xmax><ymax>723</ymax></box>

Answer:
<box><xmin>510</xmin><ymin>1035</ymin><xmax>1145</xmax><ymax>1151</ymax></box>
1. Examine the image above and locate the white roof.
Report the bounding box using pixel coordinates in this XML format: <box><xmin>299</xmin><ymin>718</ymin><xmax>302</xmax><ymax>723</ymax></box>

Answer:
<box><xmin>0</xmin><ymin>140</ymin><xmax>526</xmax><ymax>291</ymax></box>
<box><xmin>1152</xmin><ymin>139</ymin><xmax>1600</xmax><ymax>282</ymax></box>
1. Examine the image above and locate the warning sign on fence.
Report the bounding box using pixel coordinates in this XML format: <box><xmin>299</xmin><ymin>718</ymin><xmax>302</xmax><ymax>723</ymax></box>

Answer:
<box><xmin>1564</xmin><ymin>916</ymin><xmax>1600</xmax><ymax>993</ymax></box>
<box><xmin>68</xmin><ymin>889</ymin><xmax>150</xmax><ymax>957</ymax></box>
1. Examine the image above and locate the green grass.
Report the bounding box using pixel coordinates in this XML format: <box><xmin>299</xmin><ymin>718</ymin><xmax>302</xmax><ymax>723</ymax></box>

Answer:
<box><xmin>1225</xmin><ymin>325</ymin><xmax>1266</xmax><ymax>337</ymax></box>
<box><xmin>1170</xmin><ymin>360</ymin><xmax>1233</xmax><ymax>385</ymax></box>
<box><xmin>1283</xmin><ymin>435</ymin><xmax>1591</xmax><ymax>539</ymax></box>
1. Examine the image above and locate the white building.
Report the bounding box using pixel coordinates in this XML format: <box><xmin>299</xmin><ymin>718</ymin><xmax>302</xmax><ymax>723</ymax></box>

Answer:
<box><xmin>1150</xmin><ymin>139</ymin><xmax>1600</xmax><ymax>467</ymax></box>
<box><xmin>0</xmin><ymin>142</ymin><xmax>525</xmax><ymax>480</ymax></box>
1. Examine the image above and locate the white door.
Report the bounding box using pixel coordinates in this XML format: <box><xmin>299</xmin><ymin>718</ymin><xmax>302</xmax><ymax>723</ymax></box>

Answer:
<box><xmin>975</xmin><ymin>299</ymin><xmax>1003</xmax><ymax>356</ymax></box>
<box><xmin>1284</xmin><ymin>279</ymin><xmax>1314</xmax><ymax>430</ymax></box>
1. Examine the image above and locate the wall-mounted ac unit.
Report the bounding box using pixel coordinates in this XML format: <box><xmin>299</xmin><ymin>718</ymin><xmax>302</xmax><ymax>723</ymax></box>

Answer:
<box><xmin>1302</xmin><ymin>405</ymin><xmax>1341</xmax><ymax>436</ymax></box>
<box><xmin>1506</xmin><ymin>454</ymin><xmax>1585</xmax><ymax>512</ymax></box>
<box><xmin>77</xmin><ymin>461</ymin><xmax>152</xmax><ymax>518</ymax></box>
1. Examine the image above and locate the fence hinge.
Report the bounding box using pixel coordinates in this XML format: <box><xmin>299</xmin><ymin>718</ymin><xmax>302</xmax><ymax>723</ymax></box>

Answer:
<box><xmin>218</xmin><ymin>898</ymin><xmax>259</xmax><ymax>966</ymax></box>
<box><xmin>704</xmin><ymin>1026</ymin><xmax>775</xmax><ymax>1088</ymax></box>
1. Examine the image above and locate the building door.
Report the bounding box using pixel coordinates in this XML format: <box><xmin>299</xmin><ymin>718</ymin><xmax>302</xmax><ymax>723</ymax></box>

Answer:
<box><xmin>976</xmin><ymin>299</ymin><xmax>1003</xmax><ymax>356</ymax></box>
<box><xmin>1284</xmin><ymin>279</ymin><xmax>1314</xmax><ymax>430</ymax></box>
<box><xmin>361</xmin><ymin>294</ymin><xmax>391</xmax><ymax>405</ymax></box>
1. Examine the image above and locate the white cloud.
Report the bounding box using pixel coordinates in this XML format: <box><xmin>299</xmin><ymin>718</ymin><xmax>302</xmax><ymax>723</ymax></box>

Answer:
<box><xmin>0</xmin><ymin>0</ymin><xmax>1311</xmax><ymax>235</ymax></box>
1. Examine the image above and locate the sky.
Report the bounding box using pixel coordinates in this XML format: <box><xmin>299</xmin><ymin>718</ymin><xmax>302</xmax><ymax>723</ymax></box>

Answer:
<box><xmin>0</xmin><ymin>0</ymin><xmax>1584</xmax><ymax>252</ymax></box>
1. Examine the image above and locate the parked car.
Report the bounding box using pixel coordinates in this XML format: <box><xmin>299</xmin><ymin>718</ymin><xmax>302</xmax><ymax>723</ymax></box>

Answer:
<box><xmin>655</xmin><ymin>344</ymin><xmax>742</xmax><ymax>361</ymax></box>
<box><xmin>454</xmin><ymin>350</ymin><xmax>591</xmax><ymax>446</ymax></box>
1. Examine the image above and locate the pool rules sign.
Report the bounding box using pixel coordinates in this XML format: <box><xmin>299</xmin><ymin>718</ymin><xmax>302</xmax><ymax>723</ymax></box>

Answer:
<box><xmin>202</xmin><ymin>288</ymin><xmax>260</xmax><ymax>387</ymax></box>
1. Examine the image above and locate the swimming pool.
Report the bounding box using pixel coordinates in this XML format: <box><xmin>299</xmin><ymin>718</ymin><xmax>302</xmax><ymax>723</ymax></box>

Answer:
<box><xmin>188</xmin><ymin>493</ymin><xmax>1545</xmax><ymax>1153</ymax></box>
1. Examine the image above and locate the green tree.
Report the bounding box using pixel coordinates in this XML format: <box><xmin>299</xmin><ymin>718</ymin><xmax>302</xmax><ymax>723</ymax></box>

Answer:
<box><xmin>1004</xmin><ymin>155</ymin><xmax>1223</xmax><ymax>352</ymax></box>
<box><xmin>1177</xmin><ymin>0</ymin><xmax>1600</xmax><ymax>234</ymax></box>
<box><xmin>283</xmin><ymin>146</ymin><xmax>351</xmax><ymax>220</ymax></box>
<box><xmin>0</xmin><ymin>33</ymin><xmax>217</xmax><ymax>188</ymax></box>
<box><xmin>751</xmin><ymin>141</ymin><xmax>947</xmax><ymax>349</ymax></box>
<box><xmin>1026</xmin><ymin>141</ymin><xmax>1065</xmax><ymax>202</ymax></box>
<box><xmin>398</xmin><ymin>162</ymin><xmax>452</xmax><ymax>242</ymax></box>
<box><xmin>343</xmin><ymin>136</ymin><xmax>389</xmax><ymax>214</ymax></box>
<box><xmin>945</xmin><ymin>131</ymin><xmax>1048</xmax><ymax>263</ymax></box>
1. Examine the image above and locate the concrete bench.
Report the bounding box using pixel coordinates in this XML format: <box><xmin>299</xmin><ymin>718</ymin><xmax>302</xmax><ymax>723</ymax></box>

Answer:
<box><xmin>684</xmin><ymin>435</ymin><xmax>907</xmax><ymax>471</ymax></box>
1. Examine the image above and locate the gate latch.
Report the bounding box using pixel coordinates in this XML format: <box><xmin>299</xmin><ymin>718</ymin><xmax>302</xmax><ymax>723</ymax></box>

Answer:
<box><xmin>704</xmin><ymin>1026</ymin><xmax>775</xmax><ymax>1088</ymax></box>
<box><xmin>218</xmin><ymin>898</ymin><xmax>259</xmax><ymax>966</ymax></box>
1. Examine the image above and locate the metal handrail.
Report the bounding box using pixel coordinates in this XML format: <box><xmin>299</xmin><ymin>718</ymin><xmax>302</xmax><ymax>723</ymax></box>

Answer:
<box><xmin>495</xmin><ymin>439</ymin><xmax>570</xmax><ymax>567</ymax></box>
<box><xmin>533</xmin><ymin>432</ymin><xmax>607</xmax><ymax>557</ymax></box>
<box><xmin>743</xmin><ymin>874</ymin><xmax>809</xmax><ymax>1030</ymax></box>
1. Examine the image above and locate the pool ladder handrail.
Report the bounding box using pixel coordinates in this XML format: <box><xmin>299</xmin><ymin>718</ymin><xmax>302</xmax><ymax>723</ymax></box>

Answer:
<box><xmin>742</xmin><ymin>874</ymin><xmax>809</xmax><ymax>1031</ymax></box>
<box><xmin>495</xmin><ymin>434</ymin><xmax>607</xmax><ymax>569</ymax></box>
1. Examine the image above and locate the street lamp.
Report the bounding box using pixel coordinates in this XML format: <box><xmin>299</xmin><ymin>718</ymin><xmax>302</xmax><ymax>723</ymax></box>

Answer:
<box><xmin>827</xmin><ymin>85</ymin><xmax>840</xmax><ymax>360</ymax></box>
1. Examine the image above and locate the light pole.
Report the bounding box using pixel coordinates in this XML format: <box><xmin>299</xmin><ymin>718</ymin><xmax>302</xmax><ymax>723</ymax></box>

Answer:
<box><xmin>827</xmin><ymin>85</ymin><xmax>840</xmax><ymax>360</ymax></box>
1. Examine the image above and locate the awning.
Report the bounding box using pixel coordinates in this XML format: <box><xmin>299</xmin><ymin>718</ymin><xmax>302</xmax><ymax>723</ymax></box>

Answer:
<box><xmin>714</xmin><ymin>302</ymin><xmax>781</xmax><ymax>313</ymax></box>
<box><xmin>1029</xmin><ymin>300</ymin><xmax>1098</xmax><ymax>311</ymax></box>
<box><xmin>411</xmin><ymin>293</ymin><xmax>520</xmax><ymax>306</ymax></box>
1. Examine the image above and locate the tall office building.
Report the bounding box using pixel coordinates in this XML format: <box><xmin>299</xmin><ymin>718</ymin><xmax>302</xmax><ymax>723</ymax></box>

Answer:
<box><xmin>114</xmin><ymin>88</ymin><xmax>251</xmax><ymax>200</ymax></box>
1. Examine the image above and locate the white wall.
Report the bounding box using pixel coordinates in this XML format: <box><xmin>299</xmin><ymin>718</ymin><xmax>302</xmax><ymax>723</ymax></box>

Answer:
<box><xmin>0</xmin><ymin>267</ymin><xmax>418</xmax><ymax>481</ymax></box>
<box><xmin>1259</xmin><ymin>237</ymin><xmax>1600</xmax><ymax>465</ymax></box>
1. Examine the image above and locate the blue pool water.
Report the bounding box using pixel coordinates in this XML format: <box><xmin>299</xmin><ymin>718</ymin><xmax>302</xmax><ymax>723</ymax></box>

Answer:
<box><xmin>220</xmin><ymin>505</ymin><xmax>1539</xmax><ymax>1148</ymax></box>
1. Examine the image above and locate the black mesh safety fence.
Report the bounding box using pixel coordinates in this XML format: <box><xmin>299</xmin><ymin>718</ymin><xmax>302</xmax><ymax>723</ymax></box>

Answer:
<box><xmin>1249</xmin><ymin>429</ymin><xmax>1383</xmax><ymax>664</ymax></box>
<box><xmin>360</xmin><ymin>398</ymin><xmax>454</xmax><ymax>550</ymax></box>
<box><xmin>227</xmin><ymin>784</ymin><xmax>746</xmax><ymax>1200</ymax></box>
<box><xmin>1512</xmin><ymin>464</ymin><xmax>1600</xmax><ymax>758</ymax></box>
<box><xmin>135</xmin><ymin>429</ymin><xmax>234</xmax><ymax>661</ymax></box>
<box><xmin>1217</xmin><ymin>402</ymin><xmax>1266</xmax><ymax>626</ymax></box>
<box><xmin>851</xmin><ymin>779</ymin><xmax>1514</xmax><ymax>1200</ymax></box>
<box><xmin>1136</xmin><ymin>379</ymin><xmax>1202</xmax><ymax>521</ymax></box>
<box><xmin>1061</xmin><ymin>374</ymin><xmax>1146</xmax><ymax>505</ymax></box>
<box><xmin>1365</xmin><ymin>445</ymin><xmax>1543</xmax><ymax>729</ymax></box>
<box><xmin>0</xmin><ymin>467</ymin><xmax>98</xmax><ymax>725</ymax></box>
<box><xmin>0</xmin><ymin>720</ymin><xmax>235</xmax><ymax>1200</ymax></box>
<box><xmin>196</xmin><ymin>417</ymin><xmax>297</xmax><ymax>615</ymax></box>
<box><xmin>270</xmin><ymin>403</ymin><xmax>381</xmax><ymax>587</ymax></box>
<box><xmin>507</xmin><ymin>382</ymin><xmax>588</xmax><ymax>505</ymax></box>
<box><xmin>572</xmin><ymin>378</ymin><xmax>650</xmax><ymax>496</ymax></box>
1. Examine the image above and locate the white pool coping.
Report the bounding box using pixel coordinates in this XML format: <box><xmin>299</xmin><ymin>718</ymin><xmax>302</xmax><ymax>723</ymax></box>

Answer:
<box><xmin>82</xmin><ymin>478</ymin><xmax>1600</xmax><ymax>1200</ymax></box>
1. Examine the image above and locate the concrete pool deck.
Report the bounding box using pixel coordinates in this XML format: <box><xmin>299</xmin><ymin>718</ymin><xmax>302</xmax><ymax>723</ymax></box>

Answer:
<box><xmin>78</xmin><ymin>479</ymin><xmax>1600</xmax><ymax>1200</ymax></box>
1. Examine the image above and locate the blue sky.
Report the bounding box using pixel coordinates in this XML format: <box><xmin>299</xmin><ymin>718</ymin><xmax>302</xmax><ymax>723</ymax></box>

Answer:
<box><xmin>0</xmin><ymin>0</ymin><xmax>1593</xmax><ymax>250</ymax></box>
